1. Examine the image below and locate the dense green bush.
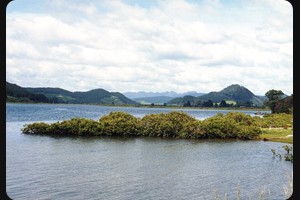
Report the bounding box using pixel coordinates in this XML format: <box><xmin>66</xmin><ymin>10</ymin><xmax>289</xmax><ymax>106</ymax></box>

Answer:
<box><xmin>98</xmin><ymin>111</ymin><xmax>139</xmax><ymax>136</ymax></box>
<box><xmin>77</xmin><ymin>118</ymin><xmax>102</xmax><ymax>135</ymax></box>
<box><xmin>166</xmin><ymin>111</ymin><xmax>197</xmax><ymax>131</ymax></box>
<box><xmin>224</xmin><ymin>112</ymin><xmax>255</xmax><ymax>126</ymax></box>
<box><xmin>139</xmin><ymin>112</ymin><xmax>197</xmax><ymax>137</ymax></box>
<box><xmin>139</xmin><ymin>113</ymin><xmax>173</xmax><ymax>137</ymax></box>
<box><xmin>180</xmin><ymin>120</ymin><xmax>205</xmax><ymax>139</ymax></box>
<box><xmin>23</xmin><ymin>111</ymin><xmax>293</xmax><ymax>140</ymax></box>
<box><xmin>235</xmin><ymin>125</ymin><xmax>262</xmax><ymax>139</ymax></box>
<box><xmin>51</xmin><ymin>118</ymin><xmax>101</xmax><ymax>136</ymax></box>
<box><xmin>22</xmin><ymin>118</ymin><xmax>101</xmax><ymax>136</ymax></box>
<box><xmin>55</xmin><ymin>119</ymin><xmax>80</xmax><ymax>135</ymax></box>
<box><xmin>200</xmin><ymin>113</ymin><xmax>261</xmax><ymax>139</ymax></box>
<box><xmin>22</xmin><ymin>122</ymin><xmax>50</xmax><ymax>134</ymax></box>
<box><xmin>201</xmin><ymin>114</ymin><xmax>240</xmax><ymax>138</ymax></box>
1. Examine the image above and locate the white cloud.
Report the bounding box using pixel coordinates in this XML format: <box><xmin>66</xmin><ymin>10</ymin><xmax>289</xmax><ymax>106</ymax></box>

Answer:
<box><xmin>6</xmin><ymin>0</ymin><xmax>293</xmax><ymax>95</ymax></box>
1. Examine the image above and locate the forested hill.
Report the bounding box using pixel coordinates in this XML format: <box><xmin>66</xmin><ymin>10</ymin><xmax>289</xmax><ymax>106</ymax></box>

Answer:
<box><xmin>6</xmin><ymin>82</ymin><xmax>138</xmax><ymax>105</ymax></box>
<box><xmin>168</xmin><ymin>84</ymin><xmax>265</xmax><ymax>107</ymax></box>
<box><xmin>6</xmin><ymin>82</ymin><xmax>50</xmax><ymax>103</ymax></box>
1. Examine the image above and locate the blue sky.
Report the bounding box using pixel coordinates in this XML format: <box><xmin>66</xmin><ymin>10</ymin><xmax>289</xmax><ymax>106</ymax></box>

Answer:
<box><xmin>6</xmin><ymin>0</ymin><xmax>293</xmax><ymax>95</ymax></box>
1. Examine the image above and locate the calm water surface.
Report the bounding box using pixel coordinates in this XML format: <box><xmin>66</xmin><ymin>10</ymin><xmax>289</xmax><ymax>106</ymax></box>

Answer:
<box><xmin>6</xmin><ymin>103</ymin><xmax>292</xmax><ymax>200</ymax></box>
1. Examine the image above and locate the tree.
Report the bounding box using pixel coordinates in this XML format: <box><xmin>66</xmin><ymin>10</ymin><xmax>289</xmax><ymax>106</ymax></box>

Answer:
<box><xmin>236</xmin><ymin>101</ymin><xmax>252</xmax><ymax>107</ymax></box>
<box><xmin>264</xmin><ymin>89</ymin><xmax>284</xmax><ymax>113</ymax></box>
<box><xmin>219</xmin><ymin>100</ymin><xmax>227</xmax><ymax>107</ymax></box>
<box><xmin>194</xmin><ymin>100</ymin><xmax>203</xmax><ymax>107</ymax></box>
<box><xmin>183</xmin><ymin>101</ymin><xmax>191</xmax><ymax>107</ymax></box>
<box><xmin>273</xmin><ymin>95</ymin><xmax>293</xmax><ymax>114</ymax></box>
<box><xmin>202</xmin><ymin>100</ymin><xmax>213</xmax><ymax>107</ymax></box>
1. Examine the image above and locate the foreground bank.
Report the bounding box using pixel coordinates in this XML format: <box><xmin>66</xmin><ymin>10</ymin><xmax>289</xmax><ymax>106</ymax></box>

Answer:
<box><xmin>22</xmin><ymin>111</ymin><xmax>293</xmax><ymax>142</ymax></box>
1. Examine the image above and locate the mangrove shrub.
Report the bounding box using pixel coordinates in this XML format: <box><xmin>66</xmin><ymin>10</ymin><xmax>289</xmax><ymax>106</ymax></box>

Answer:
<box><xmin>180</xmin><ymin>120</ymin><xmax>205</xmax><ymax>139</ymax></box>
<box><xmin>22</xmin><ymin>111</ymin><xmax>275</xmax><ymax>140</ymax></box>
<box><xmin>201</xmin><ymin>113</ymin><xmax>261</xmax><ymax>139</ymax></box>
<box><xmin>139</xmin><ymin>111</ymin><xmax>197</xmax><ymax>137</ymax></box>
<box><xmin>22</xmin><ymin>122</ymin><xmax>50</xmax><ymax>134</ymax></box>
<box><xmin>98</xmin><ymin>111</ymin><xmax>139</xmax><ymax>136</ymax></box>
<box><xmin>22</xmin><ymin>118</ymin><xmax>101</xmax><ymax>136</ymax></box>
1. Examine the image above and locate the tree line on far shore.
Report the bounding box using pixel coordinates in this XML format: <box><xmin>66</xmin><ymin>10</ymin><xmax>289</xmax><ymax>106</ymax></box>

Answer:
<box><xmin>178</xmin><ymin>89</ymin><xmax>292</xmax><ymax>115</ymax></box>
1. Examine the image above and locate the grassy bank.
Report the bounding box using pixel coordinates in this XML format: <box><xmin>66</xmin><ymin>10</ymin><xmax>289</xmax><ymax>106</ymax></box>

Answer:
<box><xmin>259</xmin><ymin>128</ymin><xmax>293</xmax><ymax>144</ymax></box>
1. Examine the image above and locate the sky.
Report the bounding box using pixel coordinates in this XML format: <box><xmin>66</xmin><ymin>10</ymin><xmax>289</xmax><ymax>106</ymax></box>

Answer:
<box><xmin>6</xmin><ymin>0</ymin><xmax>293</xmax><ymax>95</ymax></box>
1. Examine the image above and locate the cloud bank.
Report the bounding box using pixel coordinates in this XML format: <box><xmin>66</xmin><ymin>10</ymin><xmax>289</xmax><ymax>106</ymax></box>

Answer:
<box><xmin>6</xmin><ymin>0</ymin><xmax>293</xmax><ymax>95</ymax></box>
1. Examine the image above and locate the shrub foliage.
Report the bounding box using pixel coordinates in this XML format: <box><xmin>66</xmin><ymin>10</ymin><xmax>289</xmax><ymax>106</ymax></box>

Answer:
<box><xmin>21</xmin><ymin>111</ymin><xmax>292</xmax><ymax>140</ymax></box>
<box><xmin>139</xmin><ymin>111</ymin><xmax>197</xmax><ymax>137</ymax></box>
<box><xmin>98</xmin><ymin>111</ymin><xmax>139</xmax><ymax>136</ymax></box>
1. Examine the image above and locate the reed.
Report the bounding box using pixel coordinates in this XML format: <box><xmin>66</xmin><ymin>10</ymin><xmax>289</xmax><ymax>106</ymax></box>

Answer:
<box><xmin>213</xmin><ymin>174</ymin><xmax>293</xmax><ymax>200</ymax></box>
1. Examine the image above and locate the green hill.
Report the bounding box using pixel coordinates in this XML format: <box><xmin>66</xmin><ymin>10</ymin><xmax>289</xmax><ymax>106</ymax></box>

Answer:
<box><xmin>6</xmin><ymin>82</ymin><xmax>50</xmax><ymax>103</ymax></box>
<box><xmin>200</xmin><ymin>84</ymin><xmax>264</xmax><ymax>106</ymax></box>
<box><xmin>6</xmin><ymin>82</ymin><xmax>138</xmax><ymax>105</ymax></box>
<box><xmin>25</xmin><ymin>87</ymin><xmax>75</xmax><ymax>103</ymax></box>
<box><xmin>196</xmin><ymin>92</ymin><xmax>229</xmax><ymax>102</ymax></box>
<box><xmin>110</xmin><ymin>92</ymin><xmax>138</xmax><ymax>105</ymax></box>
<box><xmin>168</xmin><ymin>84</ymin><xmax>264</xmax><ymax>107</ymax></box>
<box><xmin>26</xmin><ymin>87</ymin><xmax>138</xmax><ymax>105</ymax></box>
<box><xmin>167</xmin><ymin>95</ymin><xmax>200</xmax><ymax>105</ymax></box>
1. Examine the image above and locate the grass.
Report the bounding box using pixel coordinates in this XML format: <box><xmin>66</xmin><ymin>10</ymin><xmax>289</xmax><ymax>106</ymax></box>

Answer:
<box><xmin>259</xmin><ymin>128</ymin><xmax>293</xmax><ymax>144</ymax></box>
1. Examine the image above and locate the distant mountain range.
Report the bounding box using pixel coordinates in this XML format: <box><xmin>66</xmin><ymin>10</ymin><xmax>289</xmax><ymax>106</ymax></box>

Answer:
<box><xmin>6</xmin><ymin>82</ymin><xmax>269</xmax><ymax>107</ymax></box>
<box><xmin>6</xmin><ymin>82</ymin><xmax>138</xmax><ymax>105</ymax></box>
<box><xmin>124</xmin><ymin>91</ymin><xmax>205</xmax><ymax>99</ymax></box>
<box><xmin>124</xmin><ymin>91</ymin><xmax>205</xmax><ymax>104</ymax></box>
<box><xmin>168</xmin><ymin>84</ymin><xmax>266</xmax><ymax>107</ymax></box>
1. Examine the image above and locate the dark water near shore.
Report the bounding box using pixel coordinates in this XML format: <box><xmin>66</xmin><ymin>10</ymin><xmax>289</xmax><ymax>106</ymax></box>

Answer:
<box><xmin>6</xmin><ymin>103</ymin><xmax>292</xmax><ymax>200</ymax></box>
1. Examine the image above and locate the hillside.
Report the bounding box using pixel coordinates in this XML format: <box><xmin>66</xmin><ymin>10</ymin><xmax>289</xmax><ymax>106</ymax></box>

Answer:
<box><xmin>132</xmin><ymin>96</ymin><xmax>174</xmax><ymax>104</ymax></box>
<box><xmin>167</xmin><ymin>95</ymin><xmax>201</xmax><ymax>105</ymax></box>
<box><xmin>7</xmin><ymin>82</ymin><xmax>268</xmax><ymax>107</ymax></box>
<box><xmin>168</xmin><ymin>84</ymin><xmax>265</xmax><ymax>107</ymax></box>
<box><xmin>25</xmin><ymin>87</ymin><xmax>138</xmax><ymax>105</ymax></box>
<box><xmin>6</xmin><ymin>82</ymin><xmax>50</xmax><ymax>103</ymax></box>
<box><xmin>125</xmin><ymin>91</ymin><xmax>205</xmax><ymax>104</ymax></box>
<box><xmin>199</xmin><ymin>84</ymin><xmax>264</xmax><ymax>106</ymax></box>
<box><xmin>6</xmin><ymin>82</ymin><xmax>138</xmax><ymax>105</ymax></box>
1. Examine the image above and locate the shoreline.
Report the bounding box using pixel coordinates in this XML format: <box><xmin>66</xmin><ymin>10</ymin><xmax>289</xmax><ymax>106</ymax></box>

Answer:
<box><xmin>6</xmin><ymin>102</ymin><xmax>271</xmax><ymax>111</ymax></box>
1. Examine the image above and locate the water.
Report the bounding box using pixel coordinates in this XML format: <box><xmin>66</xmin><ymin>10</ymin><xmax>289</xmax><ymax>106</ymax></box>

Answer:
<box><xmin>6</xmin><ymin>103</ymin><xmax>270</xmax><ymax>122</ymax></box>
<box><xmin>6</xmin><ymin>103</ymin><xmax>292</xmax><ymax>200</ymax></box>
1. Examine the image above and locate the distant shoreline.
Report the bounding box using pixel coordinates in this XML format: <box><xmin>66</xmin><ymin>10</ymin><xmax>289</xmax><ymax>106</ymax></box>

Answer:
<box><xmin>6</xmin><ymin>102</ymin><xmax>271</xmax><ymax>111</ymax></box>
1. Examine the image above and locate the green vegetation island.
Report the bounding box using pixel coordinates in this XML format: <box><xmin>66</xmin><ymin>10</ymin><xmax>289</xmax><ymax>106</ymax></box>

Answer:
<box><xmin>20</xmin><ymin>84</ymin><xmax>293</xmax><ymax>144</ymax></box>
<box><xmin>22</xmin><ymin>111</ymin><xmax>293</xmax><ymax>144</ymax></box>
